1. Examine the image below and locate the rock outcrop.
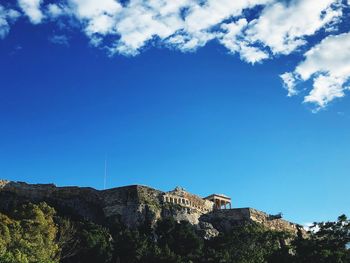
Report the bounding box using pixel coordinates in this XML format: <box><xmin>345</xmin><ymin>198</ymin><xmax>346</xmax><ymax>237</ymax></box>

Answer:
<box><xmin>201</xmin><ymin>208</ymin><xmax>301</xmax><ymax>235</ymax></box>
<box><xmin>0</xmin><ymin>180</ymin><xmax>302</xmax><ymax>239</ymax></box>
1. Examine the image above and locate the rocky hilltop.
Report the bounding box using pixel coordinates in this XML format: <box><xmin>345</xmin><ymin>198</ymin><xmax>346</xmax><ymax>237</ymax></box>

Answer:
<box><xmin>0</xmin><ymin>180</ymin><xmax>302</xmax><ymax>238</ymax></box>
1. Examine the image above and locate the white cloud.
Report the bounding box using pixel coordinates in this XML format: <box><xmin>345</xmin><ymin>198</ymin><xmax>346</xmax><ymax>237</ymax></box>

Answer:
<box><xmin>46</xmin><ymin>4</ymin><xmax>69</xmax><ymax>18</ymax></box>
<box><xmin>69</xmin><ymin>0</ymin><xmax>121</xmax><ymax>18</ymax></box>
<box><xmin>16</xmin><ymin>0</ymin><xmax>343</xmax><ymax>61</ymax></box>
<box><xmin>184</xmin><ymin>0</ymin><xmax>271</xmax><ymax>33</ymax></box>
<box><xmin>18</xmin><ymin>0</ymin><xmax>44</xmax><ymax>24</ymax></box>
<box><xmin>219</xmin><ymin>19</ymin><xmax>269</xmax><ymax>64</ymax></box>
<box><xmin>1</xmin><ymin>0</ymin><xmax>348</xmax><ymax>110</ymax></box>
<box><xmin>304</xmin><ymin>75</ymin><xmax>347</xmax><ymax>108</ymax></box>
<box><xmin>0</xmin><ymin>5</ymin><xmax>20</xmax><ymax>39</ymax></box>
<box><xmin>245</xmin><ymin>0</ymin><xmax>343</xmax><ymax>55</ymax></box>
<box><xmin>220</xmin><ymin>19</ymin><xmax>248</xmax><ymax>52</ymax></box>
<box><xmin>58</xmin><ymin>0</ymin><xmax>272</xmax><ymax>55</ymax></box>
<box><xmin>282</xmin><ymin>32</ymin><xmax>350</xmax><ymax>109</ymax></box>
<box><xmin>112</xmin><ymin>1</ymin><xmax>184</xmax><ymax>55</ymax></box>
<box><xmin>166</xmin><ymin>0</ymin><xmax>272</xmax><ymax>54</ymax></box>
<box><xmin>238</xmin><ymin>44</ymin><xmax>269</xmax><ymax>64</ymax></box>
<box><xmin>166</xmin><ymin>31</ymin><xmax>216</xmax><ymax>52</ymax></box>
<box><xmin>280</xmin><ymin>72</ymin><xmax>298</xmax><ymax>96</ymax></box>
<box><xmin>67</xmin><ymin>0</ymin><xmax>122</xmax><ymax>36</ymax></box>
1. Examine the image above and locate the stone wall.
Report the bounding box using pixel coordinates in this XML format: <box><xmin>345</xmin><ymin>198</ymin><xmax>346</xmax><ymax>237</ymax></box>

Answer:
<box><xmin>0</xmin><ymin>181</ymin><xmax>198</xmax><ymax>228</ymax></box>
<box><xmin>0</xmin><ymin>180</ymin><xmax>303</xmax><ymax>237</ymax></box>
<box><xmin>163</xmin><ymin>187</ymin><xmax>214</xmax><ymax>213</ymax></box>
<box><xmin>0</xmin><ymin>181</ymin><xmax>104</xmax><ymax>222</ymax></box>
<box><xmin>201</xmin><ymin>208</ymin><xmax>302</xmax><ymax>234</ymax></box>
<box><xmin>101</xmin><ymin>185</ymin><xmax>163</xmax><ymax>227</ymax></box>
<box><xmin>248</xmin><ymin>208</ymin><xmax>300</xmax><ymax>234</ymax></box>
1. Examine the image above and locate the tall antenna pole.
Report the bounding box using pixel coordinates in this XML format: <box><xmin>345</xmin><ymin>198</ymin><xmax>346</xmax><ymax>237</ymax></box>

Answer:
<box><xmin>104</xmin><ymin>156</ymin><xmax>107</xmax><ymax>190</ymax></box>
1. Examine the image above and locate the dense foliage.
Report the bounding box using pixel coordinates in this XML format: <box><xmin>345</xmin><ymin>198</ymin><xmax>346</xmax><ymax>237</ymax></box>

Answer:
<box><xmin>292</xmin><ymin>214</ymin><xmax>350</xmax><ymax>263</ymax></box>
<box><xmin>0</xmin><ymin>203</ymin><xmax>59</xmax><ymax>263</ymax></box>
<box><xmin>0</xmin><ymin>202</ymin><xmax>348</xmax><ymax>263</ymax></box>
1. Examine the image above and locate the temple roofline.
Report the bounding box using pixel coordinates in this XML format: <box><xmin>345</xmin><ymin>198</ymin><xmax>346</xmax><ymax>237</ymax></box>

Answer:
<box><xmin>204</xmin><ymin>194</ymin><xmax>231</xmax><ymax>201</ymax></box>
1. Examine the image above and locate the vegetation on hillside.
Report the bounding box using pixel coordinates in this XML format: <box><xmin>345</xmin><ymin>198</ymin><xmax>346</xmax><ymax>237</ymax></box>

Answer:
<box><xmin>0</xmin><ymin>202</ymin><xmax>349</xmax><ymax>263</ymax></box>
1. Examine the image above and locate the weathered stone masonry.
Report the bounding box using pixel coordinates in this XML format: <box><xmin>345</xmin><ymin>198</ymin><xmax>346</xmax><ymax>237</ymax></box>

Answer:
<box><xmin>0</xmin><ymin>180</ymin><xmax>303</xmax><ymax>236</ymax></box>
<box><xmin>162</xmin><ymin>186</ymin><xmax>214</xmax><ymax>213</ymax></box>
<box><xmin>162</xmin><ymin>186</ymin><xmax>233</xmax><ymax>214</ymax></box>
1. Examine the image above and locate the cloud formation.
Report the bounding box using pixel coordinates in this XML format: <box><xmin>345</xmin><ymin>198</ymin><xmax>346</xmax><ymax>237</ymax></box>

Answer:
<box><xmin>282</xmin><ymin>32</ymin><xmax>350</xmax><ymax>110</ymax></box>
<box><xmin>0</xmin><ymin>5</ymin><xmax>20</xmax><ymax>39</ymax></box>
<box><xmin>49</xmin><ymin>34</ymin><xmax>70</xmax><ymax>46</ymax></box>
<box><xmin>244</xmin><ymin>0</ymin><xmax>343</xmax><ymax>55</ymax></box>
<box><xmin>3</xmin><ymin>0</ymin><xmax>350</xmax><ymax>110</ymax></box>
<box><xmin>18</xmin><ymin>0</ymin><xmax>44</xmax><ymax>24</ymax></box>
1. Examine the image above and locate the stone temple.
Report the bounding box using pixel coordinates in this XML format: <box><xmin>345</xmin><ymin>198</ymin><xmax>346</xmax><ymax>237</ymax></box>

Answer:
<box><xmin>162</xmin><ymin>186</ymin><xmax>232</xmax><ymax>213</ymax></box>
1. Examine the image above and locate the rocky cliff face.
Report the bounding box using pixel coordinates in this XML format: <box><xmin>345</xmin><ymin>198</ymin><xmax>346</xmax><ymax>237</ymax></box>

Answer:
<box><xmin>0</xmin><ymin>181</ymin><xmax>206</xmax><ymax>228</ymax></box>
<box><xmin>201</xmin><ymin>208</ymin><xmax>301</xmax><ymax>235</ymax></box>
<box><xmin>0</xmin><ymin>180</ymin><xmax>302</xmax><ymax>238</ymax></box>
<box><xmin>0</xmin><ymin>180</ymin><xmax>104</xmax><ymax>221</ymax></box>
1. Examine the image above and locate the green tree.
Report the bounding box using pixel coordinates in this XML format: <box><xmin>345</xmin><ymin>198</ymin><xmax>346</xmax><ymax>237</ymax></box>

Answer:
<box><xmin>56</xmin><ymin>218</ymin><xmax>79</xmax><ymax>262</ymax></box>
<box><xmin>203</xmin><ymin>223</ymin><xmax>290</xmax><ymax>263</ymax></box>
<box><xmin>293</xmin><ymin>214</ymin><xmax>350</xmax><ymax>263</ymax></box>
<box><xmin>141</xmin><ymin>244</ymin><xmax>183</xmax><ymax>263</ymax></box>
<box><xmin>113</xmin><ymin>228</ymin><xmax>150</xmax><ymax>263</ymax></box>
<box><xmin>64</xmin><ymin>221</ymin><xmax>113</xmax><ymax>263</ymax></box>
<box><xmin>156</xmin><ymin>218</ymin><xmax>203</xmax><ymax>261</ymax></box>
<box><xmin>0</xmin><ymin>202</ymin><xmax>59</xmax><ymax>263</ymax></box>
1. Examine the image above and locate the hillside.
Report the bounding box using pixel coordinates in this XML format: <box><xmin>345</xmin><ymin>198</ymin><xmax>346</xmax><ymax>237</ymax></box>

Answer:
<box><xmin>0</xmin><ymin>180</ymin><xmax>349</xmax><ymax>263</ymax></box>
<box><xmin>0</xmin><ymin>180</ymin><xmax>300</xmax><ymax>236</ymax></box>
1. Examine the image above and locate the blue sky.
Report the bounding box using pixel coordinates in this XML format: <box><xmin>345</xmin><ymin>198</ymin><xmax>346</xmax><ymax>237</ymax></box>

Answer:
<box><xmin>0</xmin><ymin>0</ymin><xmax>350</xmax><ymax>224</ymax></box>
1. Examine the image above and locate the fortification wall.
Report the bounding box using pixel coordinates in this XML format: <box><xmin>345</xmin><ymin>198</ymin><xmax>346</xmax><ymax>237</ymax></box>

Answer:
<box><xmin>0</xmin><ymin>181</ymin><xmax>104</xmax><ymax>222</ymax></box>
<box><xmin>0</xmin><ymin>180</ymin><xmax>302</xmax><ymax>236</ymax></box>
<box><xmin>248</xmin><ymin>208</ymin><xmax>300</xmax><ymax>233</ymax></box>
<box><xmin>101</xmin><ymin>185</ymin><xmax>164</xmax><ymax>227</ymax></box>
<box><xmin>201</xmin><ymin>208</ymin><xmax>301</xmax><ymax>234</ymax></box>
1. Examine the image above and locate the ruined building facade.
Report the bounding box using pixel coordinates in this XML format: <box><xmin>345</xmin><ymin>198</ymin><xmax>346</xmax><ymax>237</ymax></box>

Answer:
<box><xmin>162</xmin><ymin>186</ymin><xmax>231</xmax><ymax>214</ymax></box>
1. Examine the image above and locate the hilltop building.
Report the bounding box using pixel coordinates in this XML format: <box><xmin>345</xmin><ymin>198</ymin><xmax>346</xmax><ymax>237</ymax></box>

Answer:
<box><xmin>0</xmin><ymin>180</ymin><xmax>302</xmax><ymax>236</ymax></box>
<box><xmin>162</xmin><ymin>186</ymin><xmax>232</xmax><ymax>213</ymax></box>
<box><xmin>204</xmin><ymin>194</ymin><xmax>231</xmax><ymax>209</ymax></box>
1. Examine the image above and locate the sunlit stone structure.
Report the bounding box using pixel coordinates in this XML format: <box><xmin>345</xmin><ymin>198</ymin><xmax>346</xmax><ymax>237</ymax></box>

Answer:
<box><xmin>204</xmin><ymin>194</ymin><xmax>231</xmax><ymax>209</ymax></box>
<box><xmin>162</xmin><ymin>186</ymin><xmax>231</xmax><ymax>213</ymax></box>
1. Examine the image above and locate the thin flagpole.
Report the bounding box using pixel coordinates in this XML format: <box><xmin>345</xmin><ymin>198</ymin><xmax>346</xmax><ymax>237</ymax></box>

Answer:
<box><xmin>104</xmin><ymin>157</ymin><xmax>107</xmax><ymax>190</ymax></box>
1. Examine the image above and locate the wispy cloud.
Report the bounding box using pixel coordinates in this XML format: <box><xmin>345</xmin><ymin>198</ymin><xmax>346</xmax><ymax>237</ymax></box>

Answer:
<box><xmin>2</xmin><ymin>0</ymin><xmax>350</xmax><ymax>110</ymax></box>
<box><xmin>0</xmin><ymin>5</ymin><xmax>20</xmax><ymax>39</ymax></box>
<box><xmin>281</xmin><ymin>32</ymin><xmax>350</xmax><ymax>111</ymax></box>
<box><xmin>18</xmin><ymin>0</ymin><xmax>45</xmax><ymax>24</ymax></box>
<box><xmin>245</xmin><ymin>0</ymin><xmax>343</xmax><ymax>55</ymax></box>
<box><xmin>49</xmin><ymin>34</ymin><xmax>69</xmax><ymax>46</ymax></box>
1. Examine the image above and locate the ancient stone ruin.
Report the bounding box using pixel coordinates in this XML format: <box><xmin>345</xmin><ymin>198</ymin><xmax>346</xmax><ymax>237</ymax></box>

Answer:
<box><xmin>0</xmin><ymin>180</ymin><xmax>303</xmax><ymax>237</ymax></box>
<box><xmin>162</xmin><ymin>186</ymin><xmax>232</xmax><ymax>213</ymax></box>
<box><xmin>204</xmin><ymin>193</ymin><xmax>232</xmax><ymax>210</ymax></box>
<box><xmin>162</xmin><ymin>186</ymin><xmax>216</xmax><ymax>213</ymax></box>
